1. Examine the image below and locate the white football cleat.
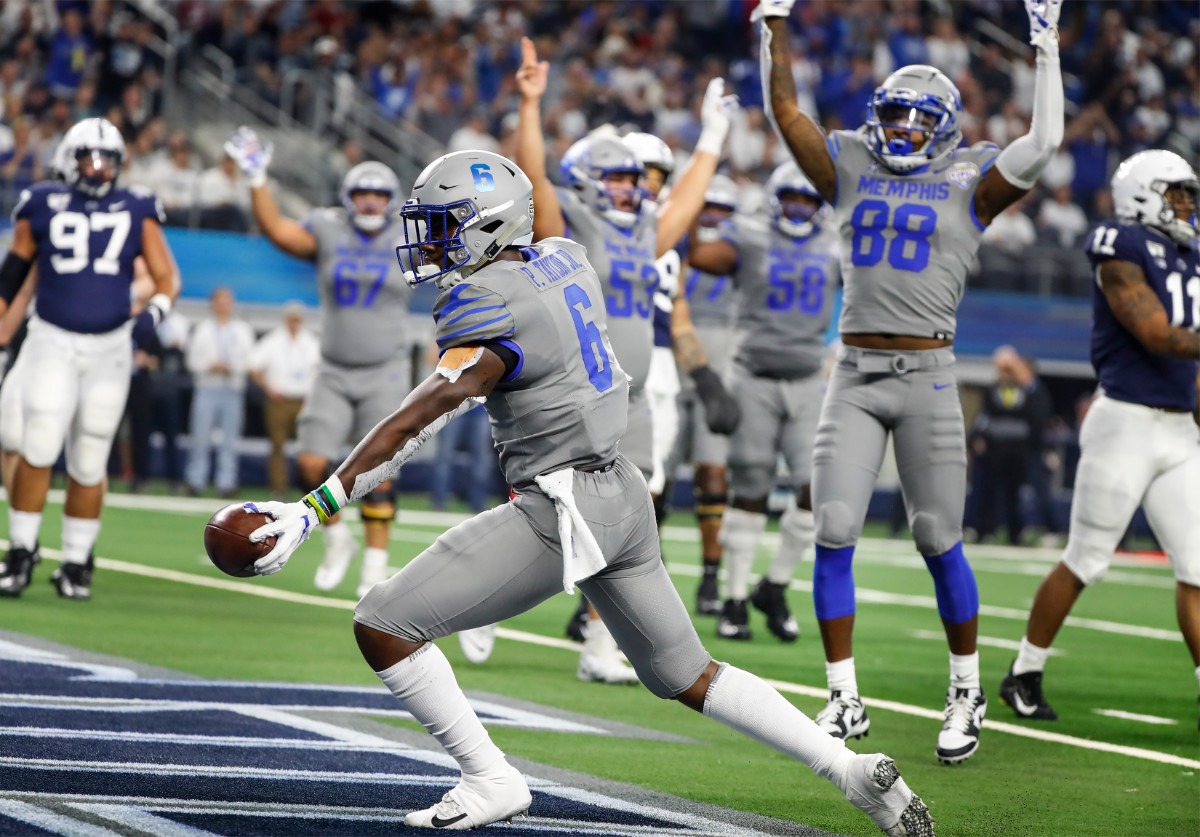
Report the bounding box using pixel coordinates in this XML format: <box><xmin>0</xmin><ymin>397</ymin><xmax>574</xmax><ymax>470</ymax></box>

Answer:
<box><xmin>840</xmin><ymin>753</ymin><xmax>935</xmax><ymax>837</ymax></box>
<box><xmin>936</xmin><ymin>687</ymin><xmax>986</xmax><ymax>764</ymax></box>
<box><xmin>314</xmin><ymin>526</ymin><xmax>356</xmax><ymax>591</ymax></box>
<box><xmin>577</xmin><ymin>617</ymin><xmax>639</xmax><ymax>685</ymax></box>
<box><xmin>816</xmin><ymin>690</ymin><xmax>871</xmax><ymax>740</ymax></box>
<box><xmin>404</xmin><ymin>763</ymin><xmax>531</xmax><ymax>830</ymax></box>
<box><xmin>459</xmin><ymin>624</ymin><xmax>497</xmax><ymax>664</ymax></box>
<box><xmin>355</xmin><ymin>551</ymin><xmax>390</xmax><ymax>598</ymax></box>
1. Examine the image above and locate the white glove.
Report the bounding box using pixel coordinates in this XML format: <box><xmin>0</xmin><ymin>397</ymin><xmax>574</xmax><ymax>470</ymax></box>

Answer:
<box><xmin>223</xmin><ymin>126</ymin><xmax>274</xmax><ymax>188</ymax></box>
<box><xmin>1024</xmin><ymin>0</ymin><xmax>1062</xmax><ymax>51</ymax></box>
<box><xmin>654</xmin><ymin>249</ymin><xmax>681</xmax><ymax>300</ymax></box>
<box><xmin>751</xmin><ymin>0</ymin><xmax>797</xmax><ymax>22</ymax></box>
<box><xmin>696</xmin><ymin>77</ymin><xmax>739</xmax><ymax>156</ymax></box>
<box><xmin>247</xmin><ymin>500</ymin><xmax>318</xmax><ymax>576</ymax></box>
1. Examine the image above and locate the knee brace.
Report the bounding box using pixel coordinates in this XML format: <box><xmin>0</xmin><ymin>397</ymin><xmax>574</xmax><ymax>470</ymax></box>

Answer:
<box><xmin>922</xmin><ymin>541</ymin><xmax>979</xmax><ymax>625</ymax></box>
<box><xmin>694</xmin><ymin>492</ymin><xmax>726</xmax><ymax>525</ymax></box>
<box><xmin>361</xmin><ymin>486</ymin><xmax>395</xmax><ymax>523</ymax></box>
<box><xmin>815</xmin><ymin>500</ymin><xmax>859</xmax><ymax>549</ymax></box>
<box><xmin>813</xmin><ymin>545</ymin><xmax>856</xmax><ymax>620</ymax></box>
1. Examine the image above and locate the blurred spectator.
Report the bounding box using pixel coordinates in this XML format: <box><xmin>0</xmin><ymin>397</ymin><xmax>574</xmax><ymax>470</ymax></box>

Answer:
<box><xmin>248</xmin><ymin>303</ymin><xmax>319</xmax><ymax>499</ymax></box>
<box><xmin>44</xmin><ymin>7</ymin><xmax>91</xmax><ymax>100</ymax></box>
<box><xmin>982</xmin><ymin>200</ymin><xmax>1037</xmax><ymax>256</ymax></box>
<box><xmin>196</xmin><ymin>153</ymin><xmax>250</xmax><ymax>232</ymax></box>
<box><xmin>153</xmin><ymin>310</ymin><xmax>192</xmax><ymax>491</ymax></box>
<box><xmin>926</xmin><ymin>17</ymin><xmax>970</xmax><ymax>83</ymax></box>
<box><xmin>446</xmin><ymin>109</ymin><xmax>498</xmax><ymax>154</ymax></box>
<box><xmin>184</xmin><ymin>287</ymin><xmax>256</xmax><ymax>498</ymax></box>
<box><xmin>1037</xmin><ymin>185</ymin><xmax>1089</xmax><ymax>248</ymax></box>
<box><xmin>148</xmin><ymin>131</ymin><xmax>200</xmax><ymax>226</ymax></box>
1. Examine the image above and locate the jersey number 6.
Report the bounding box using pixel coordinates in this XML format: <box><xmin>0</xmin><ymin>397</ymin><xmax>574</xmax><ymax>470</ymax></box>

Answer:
<box><xmin>564</xmin><ymin>282</ymin><xmax>614</xmax><ymax>393</ymax></box>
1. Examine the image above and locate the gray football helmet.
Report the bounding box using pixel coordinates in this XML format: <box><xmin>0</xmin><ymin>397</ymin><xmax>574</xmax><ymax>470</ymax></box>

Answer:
<box><xmin>60</xmin><ymin>117</ymin><xmax>125</xmax><ymax>197</ymax></box>
<box><xmin>1111</xmin><ymin>149</ymin><xmax>1199</xmax><ymax>244</ymax></box>
<box><xmin>766</xmin><ymin>161</ymin><xmax>823</xmax><ymax>239</ymax></box>
<box><xmin>397</xmin><ymin>150</ymin><xmax>534</xmax><ymax>287</ymax></box>
<box><xmin>559</xmin><ymin>134</ymin><xmax>646</xmax><ymax>229</ymax></box>
<box><xmin>340</xmin><ymin>161</ymin><xmax>400</xmax><ymax>233</ymax></box>
<box><xmin>704</xmin><ymin>173</ymin><xmax>739</xmax><ymax>211</ymax></box>
<box><xmin>865</xmin><ymin>64</ymin><xmax>963</xmax><ymax>174</ymax></box>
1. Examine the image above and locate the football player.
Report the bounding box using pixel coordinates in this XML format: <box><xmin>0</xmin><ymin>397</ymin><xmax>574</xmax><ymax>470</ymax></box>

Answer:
<box><xmin>225</xmin><ymin>129</ymin><xmax>413</xmax><ymax>598</ymax></box>
<box><xmin>1000</xmin><ymin>150</ymin><xmax>1200</xmax><ymax>721</ymax></box>
<box><xmin>243</xmin><ymin>149</ymin><xmax>934</xmax><ymax>837</ymax></box>
<box><xmin>688</xmin><ymin>162</ymin><xmax>841</xmax><ymax>643</ymax></box>
<box><xmin>760</xmin><ymin>0</ymin><xmax>1063</xmax><ymax>763</ymax></box>
<box><xmin>515</xmin><ymin>37</ymin><xmax>738</xmax><ymax>683</ymax></box>
<box><xmin>0</xmin><ymin>117</ymin><xmax>180</xmax><ymax>600</ymax></box>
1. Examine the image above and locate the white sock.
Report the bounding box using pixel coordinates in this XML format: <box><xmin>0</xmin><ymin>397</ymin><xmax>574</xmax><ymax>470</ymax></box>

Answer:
<box><xmin>362</xmin><ymin>547</ymin><xmax>388</xmax><ymax>575</ymax></box>
<box><xmin>1013</xmin><ymin>637</ymin><xmax>1050</xmax><ymax>676</ymax></box>
<box><xmin>826</xmin><ymin>658</ymin><xmax>858</xmax><ymax>695</ymax></box>
<box><xmin>703</xmin><ymin>663</ymin><xmax>852</xmax><ymax>786</ymax></box>
<box><xmin>375</xmin><ymin>643</ymin><xmax>507</xmax><ymax>778</ymax></box>
<box><xmin>61</xmin><ymin>516</ymin><xmax>101</xmax><ymax>566</ymax></box>
<box><xmin>949</xmin><ymin>651</ymin><xmax>980</xmax><ymax>690</ymax></box>
<box><xmin>721</xmin><ymin>507</ymin><xmax>766</xmax><ymax>601</ymax></box>
<box><xmin>8</xmin><ymin>509</ymin><xmax>41</xmax><ymax>551</ymax></box>
<box><xmin>767</xmin><ymin>503</ymin><xmax>814</xmax><ymax>585</ymax></box>
<box><xmin>323</xmin><ymin>520</ymin><xmax>352</xmax><ymax>547</ymax></box>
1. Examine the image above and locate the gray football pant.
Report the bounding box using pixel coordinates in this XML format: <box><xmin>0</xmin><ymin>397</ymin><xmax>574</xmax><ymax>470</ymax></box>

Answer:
<box><xmin>354</xmin><ymin>454</ymin><xmax>712</xmax><ymax>698</ymax></box>
<box><xmin>619</xmin><ymin>387</ymin><xmax>655</xmax><ymax>480</ymax></box>
<box><xmin>812</xmin><ymin>346</ymin><xmax>965</xmax><ymax>558</ymax></box>
<box><xmin>298</xmin><ymin>354</ymin><xmax>413</xmax><ymax>462</ymax></box>
<box><xmin>727</xmin><ymin>367</ymin><xmax>824</xmax><ymax>499</ymax></box>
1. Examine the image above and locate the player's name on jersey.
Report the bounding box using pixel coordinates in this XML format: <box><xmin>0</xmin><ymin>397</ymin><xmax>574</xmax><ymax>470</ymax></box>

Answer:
<box><xmin>519</xmin><ymin>248</ymin><xmax>585</xmax><ymax>289</ymax></box>
<box><xmin>855</xmin><ymin>176</ymin><xmax>953</xmax><ymax>202</ymax></box>
<box><xmin>601</xmin><ymin>239</ymin><xmax>655</xmax><ymax>260</ymax></box>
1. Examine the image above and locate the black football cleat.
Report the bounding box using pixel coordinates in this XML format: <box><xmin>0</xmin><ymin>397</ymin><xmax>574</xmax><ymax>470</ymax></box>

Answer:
<box><xmin>0</xmin><ymin>546</ymin><xmax>38</xmax><ymax>597</ymax></box>
<box><xmin>565</xmin><ymin>596</ymin><xmax>589</xmax><ymax>643</ymax></box>
<box><xmin>749</xmin><ymin>578</ymin><xmax>799</xmax><ymax>642</ymax></box>
<box><xmin>716</xmin><ymin>599</ymin><xmax>752</xmax><ymax>640</ymax></box>
<box><xmin>999</xmin><ymin>663</ymin><xmax>1058</xmax><ymax>721</ymax></box>
<box><xmin>695</xmin><ymin>572</ymin><xmax>722</xmax><ymax>616</ymax></box>
<box><xmin>51</xmin><ymin>562</ymin><xmax>92</xmax><ymax>601</ymax></box>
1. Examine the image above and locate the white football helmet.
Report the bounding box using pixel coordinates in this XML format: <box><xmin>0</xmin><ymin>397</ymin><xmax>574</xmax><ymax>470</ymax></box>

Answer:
<box><xmin>623</xmin><ymin>131</ymin><xmax>674</xmax><ymax>177</ymax></box>
<box><xmin>60</xmin><ymin>117</ymin><xmax>125</xmax><ymax>197</ymax></box>
<box><xmin>1111</xmin><ymin>149</ymin><xmax>1199</xmax><ymax>244</ymax></box>
<box><xmin>704</xmin><ymin>174</ymin><xmax>739</xmax><ymax>212</ymax></box>
<box><xmin>766</xmin><ymin>161</ymin><xmax>823</xmax><ymax>239</ymax></box>
<box><xmin>397</xmin><ymin>150</ymin><xmax>534</xmax><ymax>287</ymax></box>
<box><xmin>865</xmin><ymin>65</ymin><xmax>963</xmax><ymax>174</ymax></box>
<box><xmin>559</xmin><ymin>134</ymin><xmax>646</xmax><ymax>228</ymax></box>
<box><xmin>340</xmin><ymin>161</ymin><xmax>400</xmax><ymax>233</ymax></box>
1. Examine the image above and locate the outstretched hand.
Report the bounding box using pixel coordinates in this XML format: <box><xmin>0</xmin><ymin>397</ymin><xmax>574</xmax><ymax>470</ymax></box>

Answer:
<box><xmin>516</xmin><ymin>37</ymin><xmax>549</xmax><ymax>102</ymax></box>
<box><xmin>751</xmin><ymin>0</ymin><xmax>797</xmax><ymax>22</ymax></box>
<box><xmin>247</xmin><ymin>500</ymin><xmax>318</xmax><ymax>576</ymax></box>
<box><xmin>1024</xmin><ymin>0</ymin><xmax>1062</xmax><ymax>50</ymax></box>
<box><xmin>223</xmin><ymin>126</ymin><xmax>274</xmax><ymax>188</ymax></box>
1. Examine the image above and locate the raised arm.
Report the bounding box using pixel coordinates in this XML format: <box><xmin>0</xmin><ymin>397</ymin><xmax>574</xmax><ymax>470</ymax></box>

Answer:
<box><xmin>0</xmin><ymin>219</ymin><xmax>36</xmax><ymax>319</ymax></box>
<box><xmin>655</xmin><ymin>78</ymin><xmax>737</xmax><ymax>255</ymax></box>
<box><xmin>224</xmin><ymin>127</ymin><xmax>318</xmax><ymax>260</ymax></box>
<box><xmin>975</xmin><ymin>0</ymin><xmax>1064</xmax><ymax>225</ymax></box>
<box><xmin>250</xmin><ymin>347</ymin><xmax>506</xmax><ymax>574</ymax></box>
<box><xmin>1099</xmin><ymin>260</ymin><xmax>1200</xmax><ymax>360</ymax></box>
<box><xmin>514</xmin><ymin>37</ymin><xmax>565</xmax><ymax>241</ymax></box>
<box><xmin>758</xmin><ymin>3</ymin><xmax>836</xmax><ymax>203</ymax></box>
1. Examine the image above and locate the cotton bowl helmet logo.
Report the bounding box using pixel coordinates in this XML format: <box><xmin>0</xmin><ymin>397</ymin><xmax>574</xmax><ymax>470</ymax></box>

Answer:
<box><xmin>340</xmin><ymin>161</ymin><xmax>399</xmax><ymax>233</ymax></box>
<box><xmin>865</xmin><ymin>64</ymin><xmax>962</xmax><ymax>174</ymax></box>
<box><xmin>767</xmin><ymin>161</ymin><xmax>823</xmax><ymax>239</ymax></box>
<box><xmin>1111</xmin><ymin>149</ymin><xmax>1199</xmax><ymax>245</ymax></box>
<box><xmin>560</xmin><ymin>134</ymin><xmax>646</xmax><ymax>229</ymax></box>
<box><xmin>397</xmin><ymin>150</ymin><xmax>535</xmax><ymax>287</ymax></box>
<box><xmin>60</xmin><ymin>117</ymin><xmax>125</xmax><ymax>197</ymax></box>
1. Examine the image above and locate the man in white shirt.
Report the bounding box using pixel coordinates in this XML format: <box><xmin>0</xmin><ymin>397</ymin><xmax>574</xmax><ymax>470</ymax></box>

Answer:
<box><xmin>184</xmin><ymin>286</ymin><xmax>256</xmax><ymax>497</ymax></box>
<box><xmin>249</xmin><ymin>302</ymin><xmax>320</xmax><ymax>499</ymax></box>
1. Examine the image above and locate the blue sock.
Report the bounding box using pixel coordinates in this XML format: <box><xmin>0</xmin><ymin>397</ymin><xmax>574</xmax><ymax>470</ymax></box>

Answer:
<box><xmin>813</xmin><ymin>545</ymin><xmax>856</xmax><ymax>620</ymax></box>
<box><xmin>923</xmin><ymin>541</ymin><xmax>979</xmax><ymax>624</ymax></box>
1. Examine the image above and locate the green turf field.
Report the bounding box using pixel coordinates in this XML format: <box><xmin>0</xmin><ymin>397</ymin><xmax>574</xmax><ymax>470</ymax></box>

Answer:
<box><xmin>2</xmin><ymin>490</ymin><xmax>1196</xmax><ymax>837</ymax></box>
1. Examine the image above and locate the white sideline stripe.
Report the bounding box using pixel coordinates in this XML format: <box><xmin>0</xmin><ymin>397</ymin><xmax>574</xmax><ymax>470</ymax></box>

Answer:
<box><xmin>760</xmin><ymin>679</ymin><xmax>1200</xmax><ymax>770</ymax></box>
<box><xmin>908</xmin><ymin>629</ymin><xmax>1066</xmax><ymax>656</ymax></box>
<box><xmin>3</xmin><ymin>758</ymin><xmax>454</xmax><ymax>786</ymax></box>
<box><xmin>1092</xmin><ymin>709</ymin><xmax>1178</xmax><ymax>726</ymax></box>
<box><xmin>70</xmin><ymin>804</ymin><xmax>217</xmax><ymax>837</ymax></box>
<box><xmin>0</xmin><ymin>727</ymin><xmax>416</xmax><ymax>751</ymax></box>
<box><xmin>0</xmin><ymin>800</ymin><xmax>120</xmax><ymax>836</ymax></box>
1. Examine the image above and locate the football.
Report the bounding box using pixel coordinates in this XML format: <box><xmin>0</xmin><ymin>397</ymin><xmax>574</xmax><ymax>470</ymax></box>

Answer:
<box><xmin>204</xmin><ymin>503</ymin><xmax>276</xmax><ymax>578</ymax></box>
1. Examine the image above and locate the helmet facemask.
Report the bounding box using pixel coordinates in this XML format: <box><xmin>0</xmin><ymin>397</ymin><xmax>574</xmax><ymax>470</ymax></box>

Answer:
<box><xmin>866</xmin><ymin>67</ymin><xmax>962</xmax><ymax>174</ymax></box>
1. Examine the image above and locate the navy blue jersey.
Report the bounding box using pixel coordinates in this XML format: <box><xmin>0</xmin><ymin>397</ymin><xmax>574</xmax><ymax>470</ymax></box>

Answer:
<box><xmin>1086</xmin><ymin>221</ymin><xmax>1200</xmax><ymax>410</ymax></box>
<box><xmin>14</xmin><ymin>181</ymin><xmax>164</xmax><ymax>334</ymax></box>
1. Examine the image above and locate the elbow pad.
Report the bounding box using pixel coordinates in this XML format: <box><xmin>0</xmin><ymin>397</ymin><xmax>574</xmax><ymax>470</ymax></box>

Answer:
<box><xmin>995</xmin><ymin>52</ymin><xmax>1063</xmax><ymax>190</ymax></box>
<box><xmin>0</xmin><ymin>253</ymin><xmax>32</xmax><ymax>306</ymax></box>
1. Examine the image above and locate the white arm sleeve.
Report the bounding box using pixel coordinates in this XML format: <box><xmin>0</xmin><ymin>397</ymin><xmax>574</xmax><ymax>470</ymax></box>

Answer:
<box><xmin>348</xmin><ymin>398</ymin><xmax>484</xmax><ymax>502</ymax></box>
<box><xmin>994</xmin><ymin>46</ymin><xmax>1063</xmax><ymax>190</ymax></box>
<box><xmin>759</xmin><ymin>21</ymin><xmax>785</xmax><ymax>142</ymax></box>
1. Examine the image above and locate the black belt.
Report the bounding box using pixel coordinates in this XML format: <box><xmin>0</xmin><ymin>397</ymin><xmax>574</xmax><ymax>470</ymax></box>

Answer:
<box><xmin>576</xmin><ymin>458</ymin><xmax>617</xmax><ymax>473</ymax></box>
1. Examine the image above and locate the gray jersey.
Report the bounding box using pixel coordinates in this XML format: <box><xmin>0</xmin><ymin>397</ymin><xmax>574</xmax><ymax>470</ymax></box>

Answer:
<box><xmin>432</xmin><ymin>238</ymin><xmax>629</xmax><ymax>486</ymax></box>
<box><xmin>557</xmin><ymin>188</ymin><xmax>658</xmax><ymax>393</ymax></box>
<box><xmin>305</xmin><ymin>208</ymin><xmax>412</xmax><ymax>366</ymax></box>
<box><xmin>733</xmin><ymin>216</ymin><xmax>841</xmax><ymax>378</ymax></box>
<box><xmin>682</xmin><ymin>223</ymin><xmax>739</xmax><ymax>328</ymax></box>
<box><xmin>828</xmin><ymin>130</ymin><xmax>1000</xmax><ymax>339</ymax></box>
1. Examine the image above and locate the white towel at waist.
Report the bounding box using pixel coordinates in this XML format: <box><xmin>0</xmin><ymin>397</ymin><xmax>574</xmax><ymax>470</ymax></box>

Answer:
<box><xmin>533</xmin><ymin>467</ymin><xmax>607</xmax><ymax>594</ymax></box>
